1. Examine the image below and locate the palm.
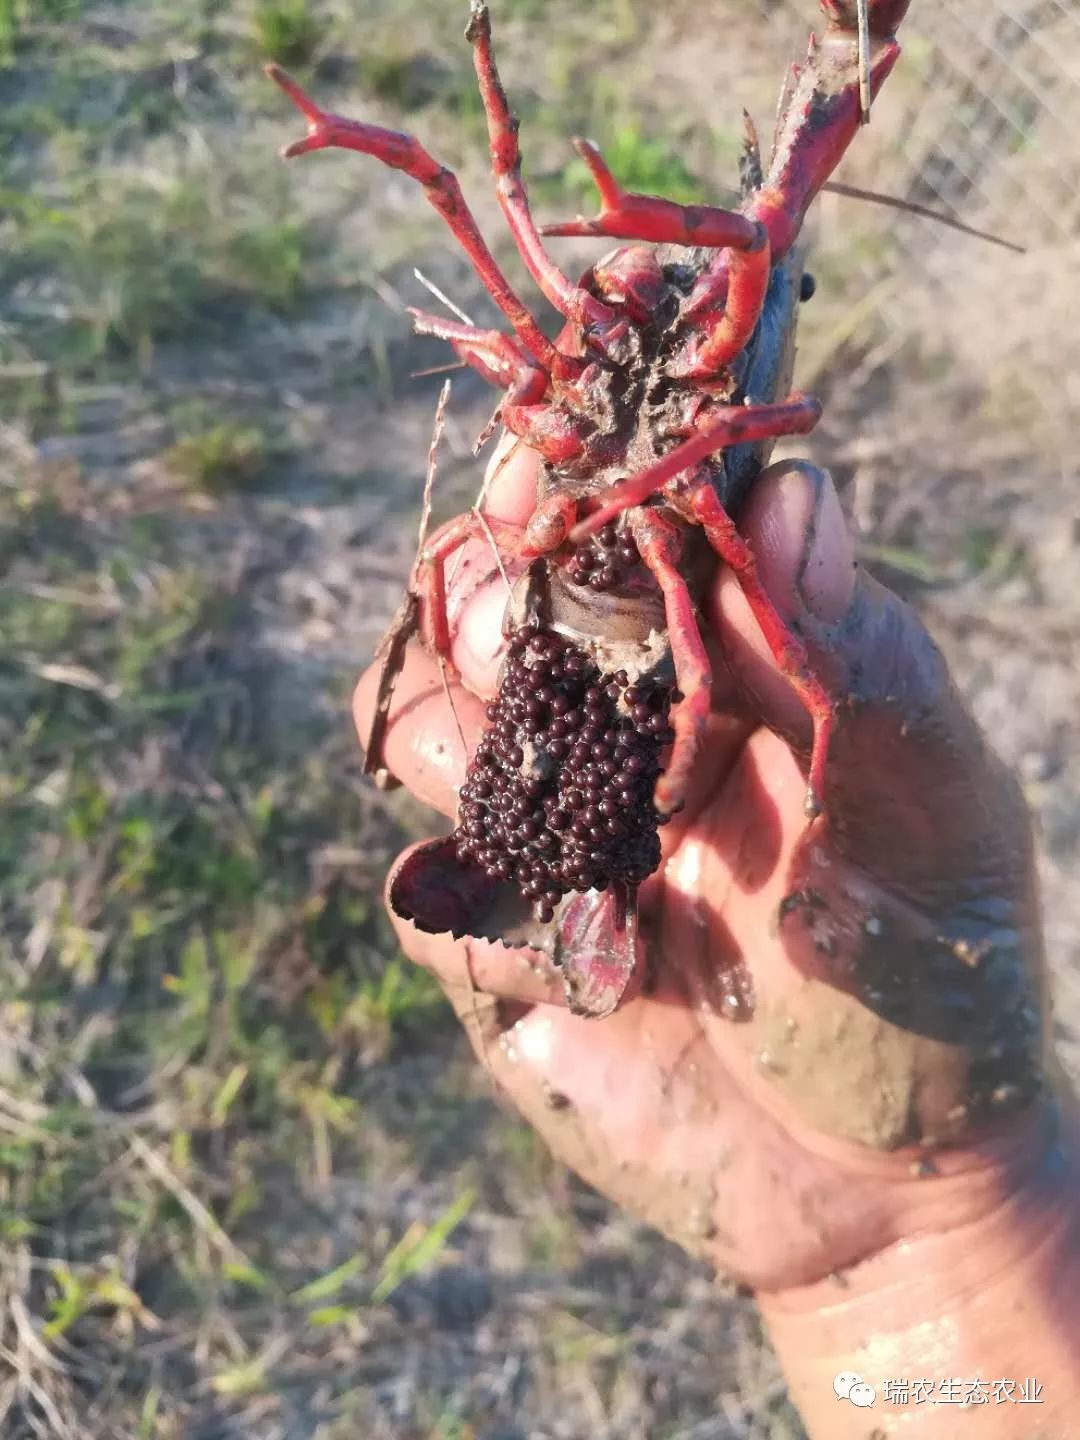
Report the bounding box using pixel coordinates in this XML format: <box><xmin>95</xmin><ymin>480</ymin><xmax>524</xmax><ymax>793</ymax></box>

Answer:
<box><xmin>390</xmin><ymin>715</ymin><xmax>960</xmax><ymax>1291</ymax></box>
<box><xmin>354</xmin><ymin>445</ymin><xmax>1043</xmax><ymax>1292</ymax></box>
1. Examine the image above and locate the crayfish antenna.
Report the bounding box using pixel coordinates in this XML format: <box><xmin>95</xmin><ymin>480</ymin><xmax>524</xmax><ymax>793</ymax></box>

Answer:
<box><xmin>821</xmin><ymin>182</ymin><xmax>1026</xmax><ymax>254</ymax></box>
<box><xmin>413</xmin><ymin>268</ymin><xmax>474</xmax><ymax>326</ymax></box>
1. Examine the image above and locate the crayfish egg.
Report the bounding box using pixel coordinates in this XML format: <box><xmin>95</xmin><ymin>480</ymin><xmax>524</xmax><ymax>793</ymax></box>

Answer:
<box><xmin>452</xmin><ymin>622</ymin><xmax>674</xmax><ymax>923</ymax></box>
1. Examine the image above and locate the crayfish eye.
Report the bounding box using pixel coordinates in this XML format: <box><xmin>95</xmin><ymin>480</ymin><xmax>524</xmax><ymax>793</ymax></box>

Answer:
<box><xmin>592</xmin><ymin>245</ymin><xmax>666</xmax><ymax>321</ymax></box>
<box><xmin>800</xmin><ymin>271</ymin><xmax>817</xmax><ymax>303</ymax></box>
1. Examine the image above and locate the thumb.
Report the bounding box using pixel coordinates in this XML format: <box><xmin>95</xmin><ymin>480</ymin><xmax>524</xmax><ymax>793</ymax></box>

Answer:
<box><xmin>711</xmin><ymin>463</ymin><xmax>1046</xmax><ymax>1124</ymax></box>
<box><xmin>711</xmin><ymin>460</ymin><xmax>1036</xmax><ymax>918</ymax></box>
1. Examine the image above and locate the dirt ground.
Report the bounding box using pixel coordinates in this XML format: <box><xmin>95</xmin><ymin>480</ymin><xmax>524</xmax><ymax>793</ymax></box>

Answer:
<box><xmin>1</xmin><ymin>2</ymin><xmax>1078</xmax><ymax>1437</ymax></box>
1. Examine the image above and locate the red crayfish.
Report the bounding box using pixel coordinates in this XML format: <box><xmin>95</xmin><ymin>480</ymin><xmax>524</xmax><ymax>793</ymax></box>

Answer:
<box><xmin>267</xmin><ymin>0</ymin><xmax>912</xmax><ymax>1018</ymax></box>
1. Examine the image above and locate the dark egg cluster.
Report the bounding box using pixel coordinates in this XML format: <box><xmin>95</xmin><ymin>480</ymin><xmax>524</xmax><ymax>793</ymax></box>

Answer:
<box><xmin>453</xmin><ymin>622</ymin><xmax>675</xmax><ymax>924</ymax></box>
<box><xmin>565</xmin><ymin>522</ymin><xmax>640</xmax><ymax>592</ymax></box>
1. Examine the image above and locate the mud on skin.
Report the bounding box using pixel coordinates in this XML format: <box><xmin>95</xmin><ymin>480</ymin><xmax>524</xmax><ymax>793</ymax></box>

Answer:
<box><xmin>434</xmin><ymin>574</ymin><xmax>1054</xmax><ymax>1278</ymax></box>
<box><xmin>752</xmin><ymin>560</ymin><xmax>1048</xmax><ymax>1153</ymax></box>
<box><xmin>439</xmin><ymin>555</ymin><xmax>1052</xmax><ymax>1278</ymax></box>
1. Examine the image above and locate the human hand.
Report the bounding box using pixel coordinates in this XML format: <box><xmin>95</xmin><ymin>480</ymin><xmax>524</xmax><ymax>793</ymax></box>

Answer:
<box><xmin>354</xmin><ymin>436</ymin><xmax>1056</xmax><ymax>1306</ymax></box>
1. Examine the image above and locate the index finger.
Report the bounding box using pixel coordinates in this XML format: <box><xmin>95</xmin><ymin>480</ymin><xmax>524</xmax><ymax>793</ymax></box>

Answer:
<box><xmin>353</xmin><ymin>433</ymin><xmax>541</xmax><ymax>799</ymax></box>
<box><xmin>475</xmin><ymin>430</ymin><xmax>540</xmax><ymax>525</ymax></box>
<box><xmin>438</xmin><ymin>433</ymin><xmax>540</xmax><ymax>696</ymax></box>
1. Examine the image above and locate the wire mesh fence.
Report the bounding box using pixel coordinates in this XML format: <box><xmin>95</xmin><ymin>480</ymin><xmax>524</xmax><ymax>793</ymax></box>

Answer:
<box><xmin>729</xmin><ymin>0</ymin><xmax>1080</xmax><ymax>459</ymax></box>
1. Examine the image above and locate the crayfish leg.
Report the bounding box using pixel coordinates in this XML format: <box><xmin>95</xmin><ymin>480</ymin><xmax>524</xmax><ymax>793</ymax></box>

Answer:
<box><xmin>265</xmin><ymin>62</ymin><xmax>574</xmax><ymax>379</ymax></box>
<box><xmin>418</xmin><ymin>512</ymin><xmax>527</xmax><ymax>660</ymax></box>
<box><xmin>466</xmin><ymin>2</ymin><xmax>615</xmax><ymax>333</ymax></box>
<box><xmin>687</xmin><ymin>479</ymin><xmax>834</xmax><ymax>820</ymax></box>
<box><xmin>408</xmin><ymin>309</ymin><xmax>531</xmax><ymax>388</ymax></box>
<box><xmin>570</xmin><ymin>393</ymin><xmax>822</xmax><ymax>544</ymax></box>
<box><xmin>629</xmin><ymin>510</ymin><xmax>712</xmax><ymax>819</ymax></box>
<box><xmin>501</xmin><ymin>403</ymin><xmax>588</xmax><ymax>466</ymax></box>
<box><xmin>668</xmin><ymin>231</ymin><xmax>771</xmax><ymax>378</ymax></box>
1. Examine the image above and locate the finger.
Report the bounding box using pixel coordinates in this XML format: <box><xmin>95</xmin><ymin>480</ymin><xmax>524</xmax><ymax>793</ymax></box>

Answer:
<box><xmin>353</xmin><ymin>642</ymin><xmax>481</xmax><ymax>818</ymax></box>
<box><xmin>479</xmin><ymin>430</ymin><xmax>541</xmax><ymax>524</ymax></box>
<box><xmin>435</xmin><ymin>436</ymin><xmax>542</xmax><ymax>697</ymax></box>
<box><xmin>436</xmin><ymin>984</ymin><xmax>887</xmax><ymax>1283</ymax></box>
<box><xmin>443</xmin><ymin>552</ymin><xmax>519</xmax><ymax>699</ymax></box>
<box><xmin>710</xmin><ymin>460</ymin><xmax>1034</xmax><ymax>912</ymax></box>
<box><xmin>708</xmin><ymin>460</ymin><xmax>856</xmax><ymax>745</ymax></box>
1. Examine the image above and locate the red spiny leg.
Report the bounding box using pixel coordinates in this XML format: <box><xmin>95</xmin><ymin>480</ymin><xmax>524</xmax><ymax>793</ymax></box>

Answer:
<box><xmin>688</xmin><ymin>479</ymin><xmax>834</xmax><ymax>819</ymax></box>
<box><xmin>501</xmin><ymin>403</ymin><xmax>588</xmax><ymax>466</ymax></box>
<box><xmin>500</xmin><ymin>365</ymin><xmax>550</xmax><ymax>411</ymax></box>
<box><xmin>629</xmin><ymin>511</ymin><xmax>712</xmax><ymax>819</ymax></box>
<box><xmin>540</xmin><ymin>136</ymin><xmax>771</xmax><ymax>379</ymax></box>
<box><xmin>667</xmin><ymin>233</ymin><xmax>770</xmax><ymax>378</ymax></box>
<box><xmin>465</xmin><ymin>4</ymin><xmax>615</xmax><ymax>332</ymax></box>
<box><xmin>418</xmin><ymin>512</ymin><xmax>527</xmax><ymax>659</ymax></box>
<box><xmin>408</xmin><ymin>309</ymin><xmax>531</xmax><ymax>386</ymax></box>
<box><xmin>410</xmin><ymin>313</ymin><xmax>555</xmax><ymax>432</ymax></box>
<box><xmin>431</xmin><ymin>353</ymin><xmax>585</xmax><ymax>465</ymax></box>
<box><xmin>265</xmin><ymin>64</ymin><xmax>577</xmax><ymax>380</ymax></box>
<box><xmin>541</xmin><ymin>138</ymin><xmax>764</xmax><ymax>251</ymax></box>
<box><xmin>569</xmin><ymin>393</ymin><xmax>822</xmax><ymax>543</ymax></box>
<box><xmin>746</xmin><ymin>5</ymin><xmax>906</xmax><ymax>261</ymax></box>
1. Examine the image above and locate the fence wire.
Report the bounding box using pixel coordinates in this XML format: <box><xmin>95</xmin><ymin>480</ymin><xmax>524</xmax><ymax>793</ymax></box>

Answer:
<box><xmin>721</xmin><ymin>0</ymin><xmax>1080</xmax><ymax>465</ymax></box>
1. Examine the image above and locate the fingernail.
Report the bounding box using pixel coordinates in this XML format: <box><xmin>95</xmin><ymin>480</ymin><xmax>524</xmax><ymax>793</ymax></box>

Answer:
<box><xmin>795</xmin><ymin>467</ymin><xmax>856</xmax><ymax>623</ymax></box>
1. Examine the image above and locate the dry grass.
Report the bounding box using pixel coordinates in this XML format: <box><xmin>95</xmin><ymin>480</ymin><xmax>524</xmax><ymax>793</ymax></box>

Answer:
<box><xmin>1</xmin><ymin>1</ymin><xmax>1077</xmax><ymax>1436</ymax></box>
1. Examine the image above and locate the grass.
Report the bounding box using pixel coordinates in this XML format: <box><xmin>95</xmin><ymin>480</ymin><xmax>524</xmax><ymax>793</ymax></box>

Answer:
<box><xmin>0</xmin><ymin>0</ymin><xmax>81</xmax><ymax>65</ymax></box>
<box><xmin>0</xmin><ymin>455</ymin><xmax>459</xmax><ymax>1432</ymax></box>
<box><xmin>1</xmin><ymin>171</ymin><xmax>309</xmax><ymax>368</ymax></box>
<box><xmin>253</xmin><ymin>0</ymin><xmax>321</xmax><ymax>68</ymax></box>
<box><xmin>370</xmin><ymin>1187</ymin><xmax>475</xmax><ymax>1304</ymax></box>
<box><xmin>2</xmin><ymin>0</ymin><xmax>1070</xmax><ymax>1436</ymax></box>
<box><xmin>164</xmin><ymin>421</ymin><xmax>268</xmax><ymax>494</ymax></box>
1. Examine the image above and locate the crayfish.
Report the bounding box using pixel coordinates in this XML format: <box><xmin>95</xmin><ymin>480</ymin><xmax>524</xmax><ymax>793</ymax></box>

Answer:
<box><xmin>267</xmin><ymin>0</ymin><xmax>912</xmax><ymax>1018</ymax></box>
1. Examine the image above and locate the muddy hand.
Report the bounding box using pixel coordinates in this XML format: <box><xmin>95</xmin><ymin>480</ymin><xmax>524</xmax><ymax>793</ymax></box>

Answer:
<box><xmin>353</xmin><ymin>437</ymin><xmax>1048</xmax><ymax>1295</ymax></box>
